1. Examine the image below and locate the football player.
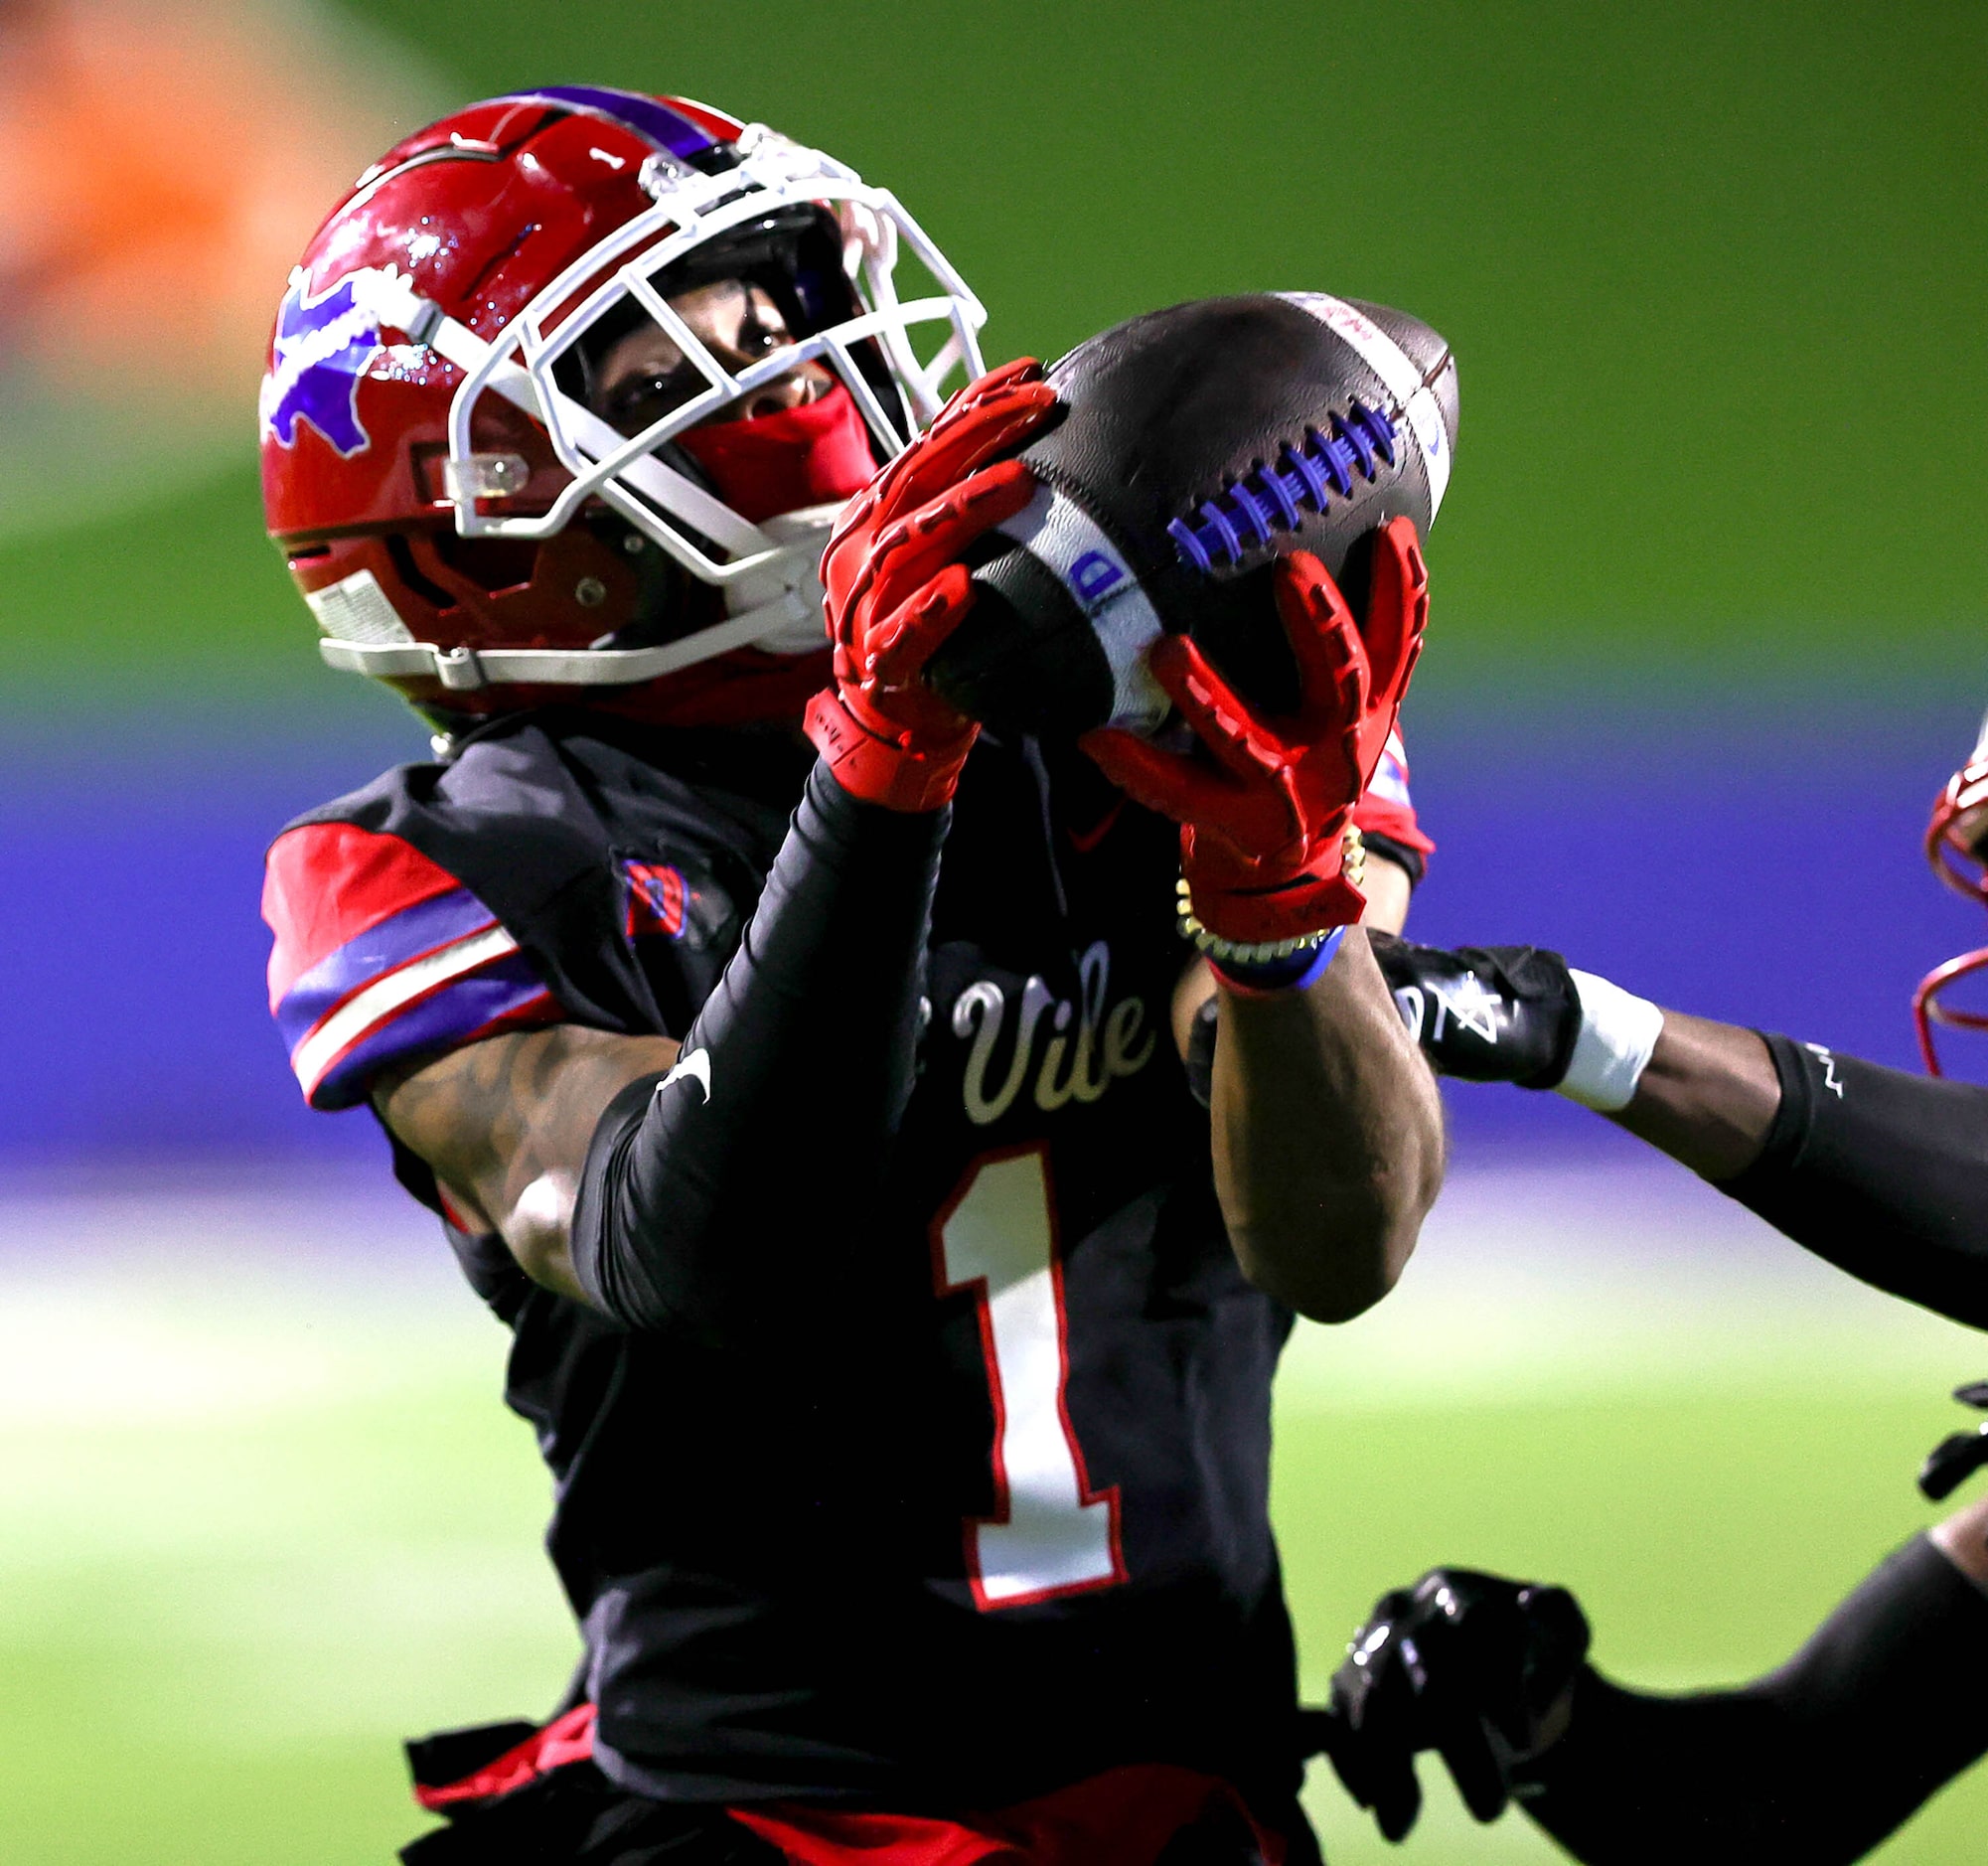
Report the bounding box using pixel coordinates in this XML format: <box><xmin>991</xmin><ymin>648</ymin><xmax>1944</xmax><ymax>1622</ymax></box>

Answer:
<box><xmin>257</xmin><ymin>88</ymin><xmax>1446</xmax><ymax>1865</ymax></box>
<box><xmin>1311</xmin><ymin>733</ymin><xmax>1988</xmax><ymax>1859</ymax></box>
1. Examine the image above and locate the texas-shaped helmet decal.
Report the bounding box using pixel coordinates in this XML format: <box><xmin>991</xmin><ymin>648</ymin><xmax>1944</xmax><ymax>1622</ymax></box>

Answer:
<box><xmin>258</xmin><ymin>268</ymin><xmax>384</xmax><ymax>457</ymax></box>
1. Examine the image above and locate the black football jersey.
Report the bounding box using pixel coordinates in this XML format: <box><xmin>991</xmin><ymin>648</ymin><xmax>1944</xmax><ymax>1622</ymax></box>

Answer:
<box><xmin>264</xmin><ymin>709</ymin><xmax>1307</xmax><ymax>1825</ymax></box>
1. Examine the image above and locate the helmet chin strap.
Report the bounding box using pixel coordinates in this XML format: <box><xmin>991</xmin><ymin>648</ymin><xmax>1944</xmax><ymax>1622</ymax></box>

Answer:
<box><xmin>315</xmin><ymin>502</ymin><xmax>840</xmax><ymax>691</ymax></box>
<box><xmin>718</xmin><ymin>504</ymin><xmax>841</xmax><ymax>654</ymax></box>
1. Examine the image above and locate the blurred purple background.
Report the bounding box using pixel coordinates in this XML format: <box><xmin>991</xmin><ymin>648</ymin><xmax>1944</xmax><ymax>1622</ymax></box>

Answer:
<box><xmin>3</xmin><ymin>678</ymin><xmax>1975</xmax><ymax>1171</ymax></box>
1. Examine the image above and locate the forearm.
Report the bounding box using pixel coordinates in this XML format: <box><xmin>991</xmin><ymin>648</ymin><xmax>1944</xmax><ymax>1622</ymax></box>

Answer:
<box><xmin>1522</xmin><ymin>1537</ymin><xmax>1988</xmax><ymax>1865</ymax></box>
<box><xmin>1213</xmin><ymin>928</ymin><xmax>1444</xmax><ymax>1322</ymax></box>
<box><xmin>1601</xmin><ymin>1006</ymin><xmax>1988</xmax><ymax>1327</ymax></box>
<box><xmin>1608</xmin><ymin>1011</ymin><xmax>1780</xmax><ymax>1181</ymax></box>
<box><xmin>571</xmin><ymin>763</ymin><xmax>945</xmax><ymax>1341</ymax></box>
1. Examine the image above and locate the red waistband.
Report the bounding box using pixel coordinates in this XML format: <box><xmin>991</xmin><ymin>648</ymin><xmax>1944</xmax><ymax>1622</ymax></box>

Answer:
<box><xmin>415</xmin><ymin>1705</ymin><xmax>1284</xmax><ymax>1865</ymax></box>
<box><xmin>413</xmin><ymin>1701</ymin><xmax>598</xmax><ymax>1810</ymax></box>
<box><xmin>733</xmin><ymin>1764</ymin><xmax>1286</xmax><ymax>1866</ymax></box>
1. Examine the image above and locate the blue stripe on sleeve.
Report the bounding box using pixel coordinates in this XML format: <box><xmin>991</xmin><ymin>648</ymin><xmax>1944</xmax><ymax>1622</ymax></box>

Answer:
<box><xmin>275</xmin><ymin>886</ymin><xmax>497</xmax><ymax>1055</ymax></box>
<box><xmin>306</xmin><ymin>950</ymin><xmax>555</xmax><ymax>1111</ymax></box>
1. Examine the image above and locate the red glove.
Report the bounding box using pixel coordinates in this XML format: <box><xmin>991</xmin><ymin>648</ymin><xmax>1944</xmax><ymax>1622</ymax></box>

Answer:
<box><xmin>1081</xmin><ymin>517</ymin><xmax>1429</xmax><ymax>956</ymax></box>
<box><xmin>805</xmin><ymin>360</ymin><xmax>1058</xmax><ymax>811</ymax></box>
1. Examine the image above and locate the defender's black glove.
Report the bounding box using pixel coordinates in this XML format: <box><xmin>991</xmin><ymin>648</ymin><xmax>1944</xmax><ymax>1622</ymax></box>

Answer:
<box><xmin>1919</xmin><ymin>1379</ymin><xmax>1988</xmax><ymax>1500</ymax></box>
<box><xmin>1368</xmin><ymin>935</ymin><xmax>1583</xmax><ymax>1089</ymax></box>
<box><xmin>1321</xmin><ymin>1567</ymin><xmax>1592</xmax><ymax>1842</ymax></box>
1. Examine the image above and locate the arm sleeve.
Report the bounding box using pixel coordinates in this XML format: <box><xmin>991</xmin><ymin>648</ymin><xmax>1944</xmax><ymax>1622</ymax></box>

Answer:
<box><xmin>569</xmin><ymin>763</ymin><xmax>944</xmax><ymax>1345</ymax></box>
<box><xmin>1519</xmin><ymin>1536</ymin><xmax>1988</xmax><ymax>1865</ymax></box>
<box><xmin>1720</xmin><ymin>1033</ymin><xmax>1988</xmax><ymax>1329</ymax></box>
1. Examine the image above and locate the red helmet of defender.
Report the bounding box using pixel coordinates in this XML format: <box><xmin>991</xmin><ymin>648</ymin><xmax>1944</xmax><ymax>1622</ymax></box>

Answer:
<box><xmin>259</xmin><ymin>86</ymin><xmax>986</xmax><ymax>733</ymax></box>
<box><xmin>1913</xmin><ymin>722</ymin><xmax>1988</xmax><ymax>1072</ymax></box>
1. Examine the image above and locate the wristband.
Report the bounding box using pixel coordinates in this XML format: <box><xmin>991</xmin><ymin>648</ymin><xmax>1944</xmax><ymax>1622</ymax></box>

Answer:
<box><xmin>802</xmin><ymin>687</ymin><xmax>975</xmax><ymax>814</ymax></box>
<box><xmin>1554</xmin><ymin>969</ymin><xmax>1664</xmax><ymax>1112</ymax></box>
<box><xmin>1210</xmin><ymin>927</ymin><xmax>1348</xmax><ymax>996</ymax></box>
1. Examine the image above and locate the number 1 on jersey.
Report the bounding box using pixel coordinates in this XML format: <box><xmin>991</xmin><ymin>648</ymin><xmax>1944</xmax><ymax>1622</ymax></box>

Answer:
<box><xmin>934</xmin><ymin>1146</ymin><xmax>1125</xmax><ymax>1611</ymax></box>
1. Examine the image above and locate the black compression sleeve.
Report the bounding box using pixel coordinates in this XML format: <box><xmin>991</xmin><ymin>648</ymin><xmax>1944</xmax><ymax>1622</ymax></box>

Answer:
<box><xmin>1721</xmin><ymin>1033</ymin><xmax>1988</xmax><ymax>1329</ymax></box>
<box><xmin>569</xmin><ymin>763</ymin><xmax>944</xmax><ymax>1343</ymax></box>
<box><xmin>1361</xmin><ymin>831</ymin><xmax>1425</xmax><ymax>890</ymax></box>
<box><xmin>1520</xmin><ymin>1536</ymin><xmax>1988</xmax><ymax>1864</ymax></box>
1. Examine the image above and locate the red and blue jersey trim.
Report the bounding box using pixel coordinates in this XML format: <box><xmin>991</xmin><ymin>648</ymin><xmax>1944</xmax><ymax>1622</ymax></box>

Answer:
<box><xmin>263</xmin><ymin>823</ymin><xmax>558</xmax><ymax>1110</ymax></box>
<box><xmin>1349</xmin><ymin>727</ymin><xmax>1434</xmax><ymax>857</ymax></box>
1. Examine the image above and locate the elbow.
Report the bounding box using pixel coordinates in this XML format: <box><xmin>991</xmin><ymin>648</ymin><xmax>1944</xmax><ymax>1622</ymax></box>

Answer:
<box><xmin>1232</xmin><ymin>1187</ymin><xmax>1432</xmax><ymax>1323</ymax></box>
<box><xmin>1246</xmin><ymin>1260</ymin><xmax>1399</xmax><ymax>1324</ymax></box>
<box><xmin>513</xmin><ymin>1226</ymin><xmax>579</xmax><ymax>1299</ymax></box>
<box><xmin>504</xmin><ymin>1171</ymin><xmax>588</xmax><ymax>1303</ymax></box>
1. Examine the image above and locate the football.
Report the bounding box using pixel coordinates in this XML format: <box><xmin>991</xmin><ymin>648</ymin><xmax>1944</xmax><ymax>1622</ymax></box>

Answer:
<box><xmin>926</xmin><ymin>293</ymin><xmax>1458</xmax><ymax>739</ymax></box>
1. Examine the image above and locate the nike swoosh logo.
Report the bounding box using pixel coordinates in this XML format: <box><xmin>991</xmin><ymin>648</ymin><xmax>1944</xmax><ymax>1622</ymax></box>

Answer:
<box><xmin>1066</xmin><ymin>798</ymin><xmax>1125</xmax><ymax>855</ymax></box>
<box><xmin>657</xmin><ymin>1047</ymin><xmax>711</xmax><ymax>1104</ymax></box>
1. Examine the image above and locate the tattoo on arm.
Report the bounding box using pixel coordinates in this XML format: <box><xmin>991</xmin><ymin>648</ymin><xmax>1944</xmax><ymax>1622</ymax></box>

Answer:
<box><xmin>374</xmin><ymin>1024</ymin><xmax>678</xmax><ymax>1300</ymax></box>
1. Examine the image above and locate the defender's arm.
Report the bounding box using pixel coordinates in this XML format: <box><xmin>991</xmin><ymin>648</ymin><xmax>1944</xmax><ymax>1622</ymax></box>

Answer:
<box><xmin>1325</xmin><ymin>1516</ymin><xmax>1988</xmax><ymax>1862</ymax></box>
<box><xmin>1375</xmin><ymin>938</ymin><xmax>1988</xmax><ymax>1328</ymax></box>
<box><xmin>1518</xmin><ymin>1526</ymin><xmax>1988</xmax><ymax>1864</ymax></box>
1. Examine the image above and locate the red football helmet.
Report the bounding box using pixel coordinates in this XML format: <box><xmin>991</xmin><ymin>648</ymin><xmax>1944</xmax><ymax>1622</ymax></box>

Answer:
<box><xmin>1913</xmin><ymin>723</ymin><xmax>1988</xmax><ymax>1073</ymax></box>
<box><xmin>259</xmin><ymin>86</ymin><xmax>986</xmax><ymax>733</ymax></box>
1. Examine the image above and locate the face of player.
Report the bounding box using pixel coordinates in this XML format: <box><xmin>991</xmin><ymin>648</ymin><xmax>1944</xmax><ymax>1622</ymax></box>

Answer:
<box><xmin>591</xmin><ymin>280</ymin><xmax>836</xmax><ymax>438</ymax></box>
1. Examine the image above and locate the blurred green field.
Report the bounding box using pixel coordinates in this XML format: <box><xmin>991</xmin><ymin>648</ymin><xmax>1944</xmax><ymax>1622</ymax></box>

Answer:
<box><xmin>3</xmin><ymin>0</ymin><xmax>1982</xmax><ymax>708</ymax></box>
<box><xmin>5</xmin><ymin>1166</ymin><xmax>1986</xmax><ymax>1863</ymax></box>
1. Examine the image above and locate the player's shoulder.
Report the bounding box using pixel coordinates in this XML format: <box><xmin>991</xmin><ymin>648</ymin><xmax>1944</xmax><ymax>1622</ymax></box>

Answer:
<box><xmin>266</xmin><ymin>709</ymin><xmax>775</xmax><ymax>925</ymax></box>
<box><xmin>262</xmin><ymin>712</ymin><xmax>800</xmax><ymax>1110</ymax></box>
<box><xmin>262</xmin><ymin>788</ymin><xmax>558</xmax><ymax>1113</ymax></box>
<box><xmin>260</xmin><ymin>716</ymin><xmax>609</xmax><ymax>1112</ymax></box>
<box><xmin>275</xmin><ymin>711</ymin><xmax>627</xmax><ymax>886</ymax></box>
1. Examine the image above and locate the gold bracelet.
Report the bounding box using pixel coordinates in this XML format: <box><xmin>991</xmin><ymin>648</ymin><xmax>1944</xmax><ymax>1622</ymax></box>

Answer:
<box><xmin>1173</xmin><ymin>826</ymin><xmax>1365</xmax><ymax>964</ymax></box>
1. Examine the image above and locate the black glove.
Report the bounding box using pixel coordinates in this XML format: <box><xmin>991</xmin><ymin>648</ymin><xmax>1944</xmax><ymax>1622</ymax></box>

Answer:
<box><xmin>1368</xmin><ymin>934</ymin><xmax>1583</xmax><ymax>1089</ymax></box>
<box><xmin>1321</xmin><ymin>1567</ymin><xmax>1592</xmax><ymax>1841</ymax></box>
<box><xmin>1919</xmin><ymin>1379</ymin><xmax>1988</xmax><ymax>1500</ymax></box>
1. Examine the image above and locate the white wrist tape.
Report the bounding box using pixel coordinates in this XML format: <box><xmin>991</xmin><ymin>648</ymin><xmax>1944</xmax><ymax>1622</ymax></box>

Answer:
<box><xmin>1555</xmin><ymin>970</ymin><xmax>1664</xmax><ymax>1112</ymax></box>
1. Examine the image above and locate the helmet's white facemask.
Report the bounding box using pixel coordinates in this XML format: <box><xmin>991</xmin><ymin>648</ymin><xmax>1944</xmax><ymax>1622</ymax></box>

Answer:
<box><xmin>327</xmin><ymin>125</ymin><xmax>987</xmax><ymax>691</ymax></box>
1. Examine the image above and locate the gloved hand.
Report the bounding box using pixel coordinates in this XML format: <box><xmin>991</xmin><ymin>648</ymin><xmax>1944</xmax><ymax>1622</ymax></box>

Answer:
<box><xmin>1919</xmin><ymin>1379</ymin><xmax>1988</xmax><ymax>1500</ymax></box>
<box><xmin>1080</xmin><ymin>518</ymin><xmax>1428</xmax><ymax>957</ymax></box>
<box><xmin>1367</xmin><ymin>936</ymin><xmax>1584</xmax><ymax>1087</ymax></box>
<box><xmin>1321</xmin><ymin>1567</ymin><xmax>1591</xmax><ymax>1842</ymax></box>
<box><xmin>805</xmin><ymin>359</ymin><xmax>1058</xmax><ymax>811</ymax></box>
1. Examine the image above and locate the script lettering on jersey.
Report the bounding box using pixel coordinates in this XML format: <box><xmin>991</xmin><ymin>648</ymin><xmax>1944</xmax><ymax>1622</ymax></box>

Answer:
<box><xmin>952</xmin><ymin>941</ymin><xmax>1157</xmax><ymax>1127</ymax></box>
